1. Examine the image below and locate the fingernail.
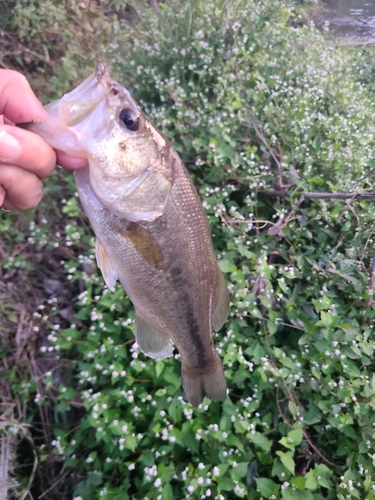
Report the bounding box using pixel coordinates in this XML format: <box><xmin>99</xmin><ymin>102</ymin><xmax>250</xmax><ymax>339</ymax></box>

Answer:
<box><xmin>0</xmin><ymin>131</ymin><xmax>22</xmax><ymax>161</ymax></box>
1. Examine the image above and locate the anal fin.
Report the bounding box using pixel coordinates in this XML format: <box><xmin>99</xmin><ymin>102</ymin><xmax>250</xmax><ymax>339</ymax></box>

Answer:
<box><xmin>212</xmin><ymin>270</ymin><xmax>230</xmax><ymax>331</ymax></box>
<box><xmin>95</xmin><ymin>237</ymin><xmax>119</xmax><ymax>291</ymax></box>
<box><xmin>135</xmin><ymin>314</ymin><xmax>174</xmax><ymax>359</ymax></box>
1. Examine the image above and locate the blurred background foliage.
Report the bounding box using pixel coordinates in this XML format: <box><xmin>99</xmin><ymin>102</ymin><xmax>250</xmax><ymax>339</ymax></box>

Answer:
<box><xmin>2</xmin><ymin>0</ymin><xmax>375</xmax><ymax>498</ymax></box>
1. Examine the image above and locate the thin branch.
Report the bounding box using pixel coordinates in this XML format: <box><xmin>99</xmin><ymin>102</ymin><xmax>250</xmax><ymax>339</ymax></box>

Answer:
<box><xmin>0</xmin><ymin>30</ymin><xmax>56</xmax><ymax>69</ymax></box>
<box><xmin>259</xmin><ymin>190</ymin><xmax>375</xmax><ymax>200</ymax></box>
<box><xmin>38</xmin><ymin>468</ymin><xmax>71</xmax><ymax>499</ymax></box>
<box><xmin>351</xmin><ymin>167</ymin><xmax>375</xmax><ymax>188</ymax></box>
<box><xmin>275</xmin><ymin>387</ymin><xmax>293</xmax><ymax>429</ymax></box>
<box><xmin>362</xmin><ymin>248</ymin><xmax>375</xmax><ymax>325</ymax></box>
<box><xmin>252</xmin><ymin>316</ymin><xmax>305</xmax><ymax>331</ymax></box>
<box><xmin>18</xmin><ymin>434</ymin><xmax>38</xmax><ymax>500</ymax></box>
<box><xmin>346</xmin><ymin>201</ymin><xmax>363</xmax><ymax>261</ymax></box>
<box><xmin>268</xmin><ymin>195</ymin><xmax>305</xmax><ymax>236</ymax></box>
<box><xmin>264</xmin><ymin>323</ymin><xmax>337</xmax><ymax>468</ymax></box>
<box><xmin>301</xmin><ymin>429</ymin><xmax>336</xmax><ymax>467</ymax></box>
<box><xmin>252</xmin><ymin>122</ymin><xmax>281</xmax><ymax>170</ymax></box>
<box><xmin>148</xmin><ymin>0</ymin><xmax>159</xmax><ymax>12</ymax></box>
<box><xmin>220</xmin><ymin>215</ymin><xmax>277</xmax><ymax>230</ymax></box>
<box><xmin>252</xmin><ymin>122</ymin><xmax>284</xmax><ymax>189</ymax></box>
<box><xmin>368</xmin><ymin>249</ymin><xmax>375</xmax><ymax>283</ymax></box>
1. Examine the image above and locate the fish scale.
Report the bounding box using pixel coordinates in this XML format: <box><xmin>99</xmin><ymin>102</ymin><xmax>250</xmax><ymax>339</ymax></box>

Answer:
<box><xmin>25</xmin><ymin>63</ymin><xmax>230</xmax><ymax>407</ymax></box>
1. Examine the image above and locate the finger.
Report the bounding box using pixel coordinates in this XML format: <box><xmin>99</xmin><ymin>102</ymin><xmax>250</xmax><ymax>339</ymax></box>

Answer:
<box><xmin>56</xmin><ymin>150</ymin><xmax>88</xmax><ymax>170</ymax></box>
<box><xmin>0</xmin><ymin>125</ymin><xmax>56</xmax><ymax>179</ymax></box>
<box><xmin>0</xmin><ymin>70</ymin><xmax>48</xmax><ymax>124</ymax></box>
<box><xmin>0</xmin><ymin>185</ymin><xmax>5</xmax><ymax>207</ymax></box>
<box><xmin>0</xmin><ymin>164</ymin><xmax>44</xmax><ymax>211</ymax></box>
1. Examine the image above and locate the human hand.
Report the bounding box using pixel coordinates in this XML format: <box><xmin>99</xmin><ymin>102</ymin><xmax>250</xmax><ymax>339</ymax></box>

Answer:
<box><xmin>0</xmin><ymin>70</ymin><xmax>87</xmax><ymax>211</ymax></box>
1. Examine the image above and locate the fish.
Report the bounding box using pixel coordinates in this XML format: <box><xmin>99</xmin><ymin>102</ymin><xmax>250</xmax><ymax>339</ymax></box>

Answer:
<box><xmin>26</xmin><ymin>63</ymin><xmax>230</xmax><ymax>407</ymax></box>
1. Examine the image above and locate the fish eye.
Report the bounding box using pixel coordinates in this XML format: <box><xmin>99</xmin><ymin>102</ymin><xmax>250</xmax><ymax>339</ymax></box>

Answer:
<box><xmin>119</xmin><ymin>108</ymin><xmax>139</xmax><ymax>131</ymax></box>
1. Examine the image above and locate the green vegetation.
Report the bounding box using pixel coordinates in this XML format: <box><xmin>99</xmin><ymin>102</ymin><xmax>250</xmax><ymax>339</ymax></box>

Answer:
<box><xmin>2</xmin><ymin>0</ymin><xmax>375</xmax><ymax>498</ymax></box>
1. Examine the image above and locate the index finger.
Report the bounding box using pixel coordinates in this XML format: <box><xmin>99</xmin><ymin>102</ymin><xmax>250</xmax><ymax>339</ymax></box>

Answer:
<box><xmin>0</xmin><ymin>70</ymin><xmax>48</xmax><ymax>124</ymax></box>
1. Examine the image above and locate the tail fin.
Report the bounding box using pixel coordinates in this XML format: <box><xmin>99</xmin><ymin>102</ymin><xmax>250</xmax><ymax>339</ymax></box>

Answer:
<box><xmin>182</xmin><ymin>359</ymin><xmax>227</xmax><ymax>407</ymax></box>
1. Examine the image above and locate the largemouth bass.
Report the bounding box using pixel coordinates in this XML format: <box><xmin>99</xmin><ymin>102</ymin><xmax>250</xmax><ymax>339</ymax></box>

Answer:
<box><xmin>26</xmin><ymin>63</ymin><xmax>230</xmax><ymax>407</ymax></box>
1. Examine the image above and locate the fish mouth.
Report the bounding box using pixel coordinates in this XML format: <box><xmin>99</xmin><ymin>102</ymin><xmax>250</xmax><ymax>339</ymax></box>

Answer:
<box><xmin>56</xmin><ymin>63</ymin><xmax>124</xmax><ymax>128</ymax></box>
<box><xmin>23</xmin><ymin>63</ymin><xmax>123</xmax><ymax>153</ymax></box>
<box><xmin>95</xmin><ymin>63</ymin><xmax>124</xmax><ymax>98</ymax></box>
<box><xmin>39</xmin><ymin>62</ymin><xmax>122</xmax><ymax>130</ymax></box>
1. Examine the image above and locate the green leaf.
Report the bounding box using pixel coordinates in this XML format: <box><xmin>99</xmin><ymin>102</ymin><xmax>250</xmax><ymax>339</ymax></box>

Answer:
<box><xmin>86</xmin><ymin>471</ymin><xmax>102</xmax><ymax>486</ymax></box>
<box><xmin>168</xmin><ymin>399</ymin><xmax>182</xmax><ymax>421</ymax></box>
<box><xmin>272</xmin><ymin>458</ymin><xmax>290</xmax><ymax>481</ymax></box>
<box><xmin>315</xmin><ymin>464</ymin><xmax>333</xmax><ymax>488</ymax></box>
<box><xmin>282</xmin><ymin>490</ymin><xmax>314</xmax><ymax>500</ymax></box>
<box><xmin>183</xmin><ymin>431</ymin><xmax>199</xmax><ymax>454</ymax></box>
<box><xmin>288</xmin><ymin>427</ymin><xmax>303</xmax><ymax>446</ymax></box>
<box><xmin>255</xmin><ymin>478</ymin><xmax>279</xmax><ymax>498</ymax></box>
<box><xmin>291</xmin><ymin>476</ymin><xmax>306</xmax><ymax>489</ymax></box>
<box><xmin>231</xmin><ymin>462</ymin><xmax>248</xmax><ymax>481</ymax></box>
<box><xmin>279</xmin><ymin>427</ymin><xmax>302</xmax><ymax>451</ymax></box>
<box><xmin>155</xmin><ymin>360</ymin><xmax>165</xmax><ymax>378</ymax></box>
<box><xmin>218</xmin><ymin>477</ymin><xmax>235</xmax><ymax>491</ymax></box>
<box><xmin>219</xmin><ymin>259</ymin><xmax>236</xmax><ymax>273</ymax></box>
<box><xmin>248</xmin><ymin>431</ymin><xmax>272</xmax><ymax>452</ymax></box>
<box><xmin>125</xmin><ymin>434</ymin><xmax>137</xmax><ymax>452</ymax></box>
<box><xmin>278</xmin><ymin>278</ymin><xmax>288</xmax><ymax>293</ymax></box>
<box><xmin>276</xmin><ymin>451</ymin><xmax>295</xmax><ymax>474</ymax></box>
<box><xmin>162</xmin><ymin>482</ymin><xmax>173</xmax><ymax>500</ymax></box>
<box><xmin>288</xmin><ymin>401</ymin><xmax>298</xmax><ymax>419</ymax></box>
<box><xmin>319</xmin><ymin>311</ymin><xmax>333</xmax><ymax>328</ymax></box>
<box><xmin>267</xmin><ymin>320</ymin><xmax>278</xmax><ymax>335</ymax></box>
<box><xmin>246</xmin><ymin>460</ymin><xmax>257</xmax><ymax>486</ymax></box>
<box><xmin>305</xmin><ymin>470</ymin><xmax>318</xmax><ymax>490</ymax></box>
<box><xmin>251</xmin><ymin>342</ymin><xmax>264</xmax><ymax>363</ymax></box>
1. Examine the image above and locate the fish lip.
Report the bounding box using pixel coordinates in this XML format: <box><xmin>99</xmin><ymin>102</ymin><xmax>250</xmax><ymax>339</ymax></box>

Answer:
<box><xmin>95</xmin><ymin>63</ymin><xmax>123</xmax><ymax>97</ymax></box>
<box><xmin>95</xmin><ymin>62</ymin><xmax>112</xmax><ymax>88</ymax></box>
<box><xmin>95</xmin><ymin>62</ymin><xmax>107</xmax><ymax>80</ymax></box>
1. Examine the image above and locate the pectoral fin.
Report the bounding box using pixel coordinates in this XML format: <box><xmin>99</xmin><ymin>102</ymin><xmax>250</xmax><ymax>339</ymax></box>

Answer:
<box><xmin>121</xmin><ymin>223</ymin><xmax>163</xmax><ymax>270</ymax></box>
<box><xmin>95</xmin><ymin>237</ymin><xmax>119</xmax><ymax>291</ymax></box>
<box><xmin>135</xmin><ymin>314</ymin><xmax>174</xmax><ymax>359</ymax></box>
<box><xmin>212</xmin><ymin>271</ymin><xmax>230</xmax><ymax>331</ymax></box>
